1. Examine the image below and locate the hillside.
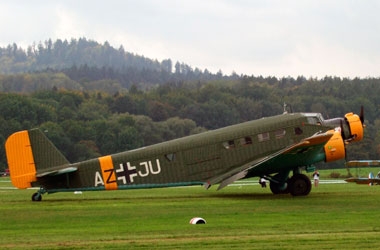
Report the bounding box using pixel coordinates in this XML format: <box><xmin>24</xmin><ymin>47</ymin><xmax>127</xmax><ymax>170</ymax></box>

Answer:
<box><xmin>0</xmin><ymin>38</ymin><xmax>233</xmax><ymax>91</ymax></box>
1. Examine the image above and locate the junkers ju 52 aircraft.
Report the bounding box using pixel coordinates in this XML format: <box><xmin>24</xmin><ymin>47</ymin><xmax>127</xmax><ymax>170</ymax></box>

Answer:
<box><xmin>5</xmin><ymin>107</ymin><xmax>365</xmax><ymax>201</ymax></box>
<box><xmin>345</xmin><ymin>160</ymin><xmax>380</xmax><ymax>185</ymax></box>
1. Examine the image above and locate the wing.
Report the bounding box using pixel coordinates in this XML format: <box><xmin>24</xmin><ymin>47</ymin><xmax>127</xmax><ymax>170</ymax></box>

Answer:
<box><xmin>345</xmin><ymin>177</ymin><xmax>380</xmax><ymax>185</ymax></box>
<box><xmin>346</xmin><ymin>160</ymin><xmax>380</xmax><ymax>167</ymax></box>
<box><xmin>204</xmin><ymin>131</ymin><xmax>334</xmax><ymax>190</ymax></box>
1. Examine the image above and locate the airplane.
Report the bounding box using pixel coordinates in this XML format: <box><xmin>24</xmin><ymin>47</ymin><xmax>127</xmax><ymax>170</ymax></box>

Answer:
<box><xmin>345</xmin><ymin>160</ymin><xmax>380</xmax><ymax>185</ymax></box>
<box><xmin>5</xmin><ymin>107</ymin><xmax>365</xmax><ymax>201</ymax></box>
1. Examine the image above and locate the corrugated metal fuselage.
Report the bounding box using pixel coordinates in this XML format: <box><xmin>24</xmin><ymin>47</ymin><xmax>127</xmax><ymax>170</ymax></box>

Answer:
<box><xmin>36</xmin><ymin>113</ymin><xmax>328</xmax><ymax>193</ymax></box>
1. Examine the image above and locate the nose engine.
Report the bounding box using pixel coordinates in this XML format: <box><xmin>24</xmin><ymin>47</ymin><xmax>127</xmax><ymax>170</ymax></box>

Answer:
<box><xmin>342</xmin><ymin>112</ymin><xmax>364</xmax><ymax>142</ymax></box>
<box><xmin>323</xmin><ymin>107</ymin><xmax>364</xmax><ymax>162</ymax></box>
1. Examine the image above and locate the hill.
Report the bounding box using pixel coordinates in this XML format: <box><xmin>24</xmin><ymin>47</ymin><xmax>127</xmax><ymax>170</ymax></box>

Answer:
<box><xmin>0</xmin><ymin>38</ymin><xmax>234</xmax><ymax>91</ymax></box>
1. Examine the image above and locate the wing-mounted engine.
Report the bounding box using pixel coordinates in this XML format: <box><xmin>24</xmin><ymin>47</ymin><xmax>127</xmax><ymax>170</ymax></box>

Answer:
<box><xmin>324</xmin><ymin>129</ymin><xmax>345</xmax><ymax>162</ymax></box>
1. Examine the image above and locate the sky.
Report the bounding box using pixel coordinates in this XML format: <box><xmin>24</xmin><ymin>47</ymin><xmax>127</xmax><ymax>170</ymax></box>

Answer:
<box><xmin>1</xmin><ymin>0</ymin><xmax>379</xmax><ymax>78</ymax></box>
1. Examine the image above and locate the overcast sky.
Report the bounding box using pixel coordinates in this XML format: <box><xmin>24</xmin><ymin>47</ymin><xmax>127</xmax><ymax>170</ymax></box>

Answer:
<box><xmin>1</xmin><ymin>0</ymin><xmax>379</xmax><ymax>78</ymax></box>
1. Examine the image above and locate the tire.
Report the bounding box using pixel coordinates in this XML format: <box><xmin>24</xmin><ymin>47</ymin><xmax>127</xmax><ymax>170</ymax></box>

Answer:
<box><xmin>32</xmin><ymin>192</ymin><xmax>42</xmax><ymax>202</ymax></box>
<box><xmin>288</xmin><ymin>174</ymin><xmax>312</xmax><ymax>196</ymax></box>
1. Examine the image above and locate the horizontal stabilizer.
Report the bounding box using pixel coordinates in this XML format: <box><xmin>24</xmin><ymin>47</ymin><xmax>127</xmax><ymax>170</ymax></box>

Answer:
<box><xmin>36</xmin><ymin>167</ymin><xmax>77</xmax><ymax>177</ymax></box>
<box><xmin>345</xmin><ymin>177</ymin><xmax>380</xmax><ymax>185</ymax></box>
<box><xmin>346</xmin><ymin>160</ymin><xmax>380</xmax><ymax>167</ymax></box>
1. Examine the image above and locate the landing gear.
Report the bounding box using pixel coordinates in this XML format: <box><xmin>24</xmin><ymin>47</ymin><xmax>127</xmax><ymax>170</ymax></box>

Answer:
<box><xmin>287</xmin><ymin>174</ymin><xmax>311</xmax><ymax>196</ymax></box>
<box><xmin>269</xmin><ymin>180</ymin><xmax>289</xmax><ymax>194</ymax></box>
<box><xmin>268</xmin><ymin>172</ymin><xmax>311</xmax><ymax>196</ymax></box>
<box><xmin>32</xmin><ymin>192</ymin><xmax>42</xmax><ymax>201</ymax></box>
<box><xmin>31</xmin><ymin>187</ymin><xmax>46</xmax><ymax>202</ymax></box>
<box><xmin>269</xmin><ymin>173</ymin><xmax>289</xmax><ymax>194</ymax></box>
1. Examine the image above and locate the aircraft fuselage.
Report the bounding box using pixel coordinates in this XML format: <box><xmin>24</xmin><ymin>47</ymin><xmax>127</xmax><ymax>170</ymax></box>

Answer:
<box><xmin>37</xmin><ymin>113</ymin><xmax>326</xmax><ymax>192</ymax></box>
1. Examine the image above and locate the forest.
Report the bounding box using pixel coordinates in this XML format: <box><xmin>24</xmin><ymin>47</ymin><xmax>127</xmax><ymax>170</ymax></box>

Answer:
<box><xmin>0</xmin><ymin>38</ymin><xmax>379</xmax><ymax>171</ymax></box>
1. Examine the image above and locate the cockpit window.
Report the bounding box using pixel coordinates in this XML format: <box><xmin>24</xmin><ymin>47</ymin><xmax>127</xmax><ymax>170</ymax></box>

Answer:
<box><xmin>307</xmin><ymin>117</ymin><xmax>321</xmax><ymax>125</ymax></box>
<box><xmin>304</xmin><ymin>113</ymin><xmax>324</xmax><ymax>125</ymax></box>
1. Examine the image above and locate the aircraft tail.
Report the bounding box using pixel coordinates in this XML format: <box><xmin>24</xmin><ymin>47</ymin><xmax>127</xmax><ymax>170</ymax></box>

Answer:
<box><xmin>5</xmin><ymin>129</ymin><xmax>70</xmax><ymax>189</ymax></box>
<box><xmin>368</xmin><ymin>172</ymin><xmax>374</xmax><ymax>186</ymax></box>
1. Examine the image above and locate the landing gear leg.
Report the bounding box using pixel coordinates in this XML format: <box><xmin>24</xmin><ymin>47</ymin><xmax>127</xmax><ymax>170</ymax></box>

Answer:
<box><xmin>31</xmin><ymin>187</ymin><xmax>46</xmax><ymax>202</ymax></box>
<box><xmin>269</xmin><ymin>173</ymin><xmax>290</xmax><ymax>194</ymax></box>
<box><xmin>269</xmin><ymin>181</ymin><xmax>288</xmax><ymax>194</ymax></box>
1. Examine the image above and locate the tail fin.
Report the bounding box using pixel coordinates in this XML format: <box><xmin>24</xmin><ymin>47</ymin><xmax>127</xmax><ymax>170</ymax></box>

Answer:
<box><xmin>5</xmin><ymin>129</ymin><xmax>70</xmax><ymax>189</ymax></box>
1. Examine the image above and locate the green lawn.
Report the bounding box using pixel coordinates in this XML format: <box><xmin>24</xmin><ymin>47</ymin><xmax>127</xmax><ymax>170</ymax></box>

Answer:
<box><xmin>0</xmin><ymin>176</ymin><xmax>379</xmax><ymax>249</ymax></box>
<box><xmin>305</xmin><ymin>167</ymin><xmax>380</xmax><ymax>179</ymax></box>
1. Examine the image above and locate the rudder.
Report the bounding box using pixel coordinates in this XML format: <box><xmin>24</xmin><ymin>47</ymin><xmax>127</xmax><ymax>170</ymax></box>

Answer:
<box><xmin>5</xmin><ymin>130</ymin><xmax>36</xmax><ymax>188</ymax></box>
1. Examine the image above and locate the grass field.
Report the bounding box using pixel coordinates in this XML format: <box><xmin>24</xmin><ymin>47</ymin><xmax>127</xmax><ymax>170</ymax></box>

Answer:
<box><xmin>1</xmin><ymin>173</ymin><xmax>380</xmax><ymax>250</ymax></box>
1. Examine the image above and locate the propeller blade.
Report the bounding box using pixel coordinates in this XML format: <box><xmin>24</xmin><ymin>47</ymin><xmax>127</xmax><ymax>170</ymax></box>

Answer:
<box><xmin>359</xmin><ymin>106</ymin><xmax>364</xmax><ymax>125</ymax></box>
<box><xmin>340</xmin><ymin>119</ymin><xmax>348</xmax><ymax>161</ymax></box>
<box><xmin>340</xmin><ymin>119</ymin><xmax>344</xmax><ymax>140</ymax></box>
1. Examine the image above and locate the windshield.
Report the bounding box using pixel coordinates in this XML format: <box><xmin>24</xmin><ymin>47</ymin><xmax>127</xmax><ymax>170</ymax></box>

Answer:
<box><xmin>303</xmin><ymin>113</ymin><xmax>324</xmax><ymax>125</ymax></box>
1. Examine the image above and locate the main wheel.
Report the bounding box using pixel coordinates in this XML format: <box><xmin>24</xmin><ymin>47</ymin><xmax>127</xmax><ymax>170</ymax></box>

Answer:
<box><xmin>288</xmin><ymin>174</ymin><xmax>311</xmax><ymax>196</ymax></box>
<box><xmin>32</xmin><ymin>192</ymin><xmax>42</xmax><ymax>202</ymax></box>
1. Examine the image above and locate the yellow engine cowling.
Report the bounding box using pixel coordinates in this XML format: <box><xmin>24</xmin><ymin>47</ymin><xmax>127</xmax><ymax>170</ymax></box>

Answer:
<box><xmin>324</xmin><ymin>129</ymin><xmax>345</xmax><ymax>162</ymax></box>
<box><xmin>345</xmin><ymin>112</ymin><xmax>364</xmax><ymax>142</ymax></box>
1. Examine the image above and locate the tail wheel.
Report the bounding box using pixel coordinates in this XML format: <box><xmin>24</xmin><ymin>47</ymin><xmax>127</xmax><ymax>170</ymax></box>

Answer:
<box><xmin>288</xmin><ymin>174</ymin><xmax>311</xmax><ymax>196</ymax></box>
<box><xmin>32</xmin><ymin>192</ymin><xmax>42</xmax><ymax>202</ymax></box>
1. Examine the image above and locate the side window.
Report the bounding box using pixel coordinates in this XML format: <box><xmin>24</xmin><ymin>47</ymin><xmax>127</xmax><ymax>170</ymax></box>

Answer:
<box><xmin>222</xmin><ymin>140</ymin><xmax>235</xmax><ymax>149</ymax></box>
<box><xmin>275</xmin><ymin>129</ymin><xmax>286</xmax><ymax>139</ymax></box>
<box><xmin>257</xmin><ymin>132</ymin><xmax>270</xmax><ymax>142</ymax></box>
<box><xmin>239</xmin><ymin>136</ymin><xmax>252</xmax><ymax>146</ymax></box>
<box><xmin>295</xmin><ymin>127</ymin><xmax>303</xmax><ymax>135</ymax></box>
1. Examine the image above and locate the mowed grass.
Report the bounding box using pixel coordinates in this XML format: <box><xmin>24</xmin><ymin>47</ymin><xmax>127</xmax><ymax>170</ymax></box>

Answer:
<box><xmin>1</xmin><ymin>177</ymin><xmax>380</xmax><ymax>249</ymax></box>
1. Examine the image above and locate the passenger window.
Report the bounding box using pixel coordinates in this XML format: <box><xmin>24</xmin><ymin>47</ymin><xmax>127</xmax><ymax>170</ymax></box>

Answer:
<box><xmin>223</xmin><ymin>140</ymin><xmax>235</xmax><ymax>149</ymax></box>
<box><xmin>257</xmin><ymin>132</ymin><xmax>270</xmax><ymax>142</ymax></box>
<box><xmin>240</xmin><ymin>136</ymin><xmax>252</xmax><ymax>145</ymax></box>
<box><xmin>295</xmin><ymin>127</ymin><xmax>303</xmax><ymax>135</ymax></box>
<box><xmin>275</xmin><ymin>129</ymin><xmax>286</xmax><ymax>139</ymax></box>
